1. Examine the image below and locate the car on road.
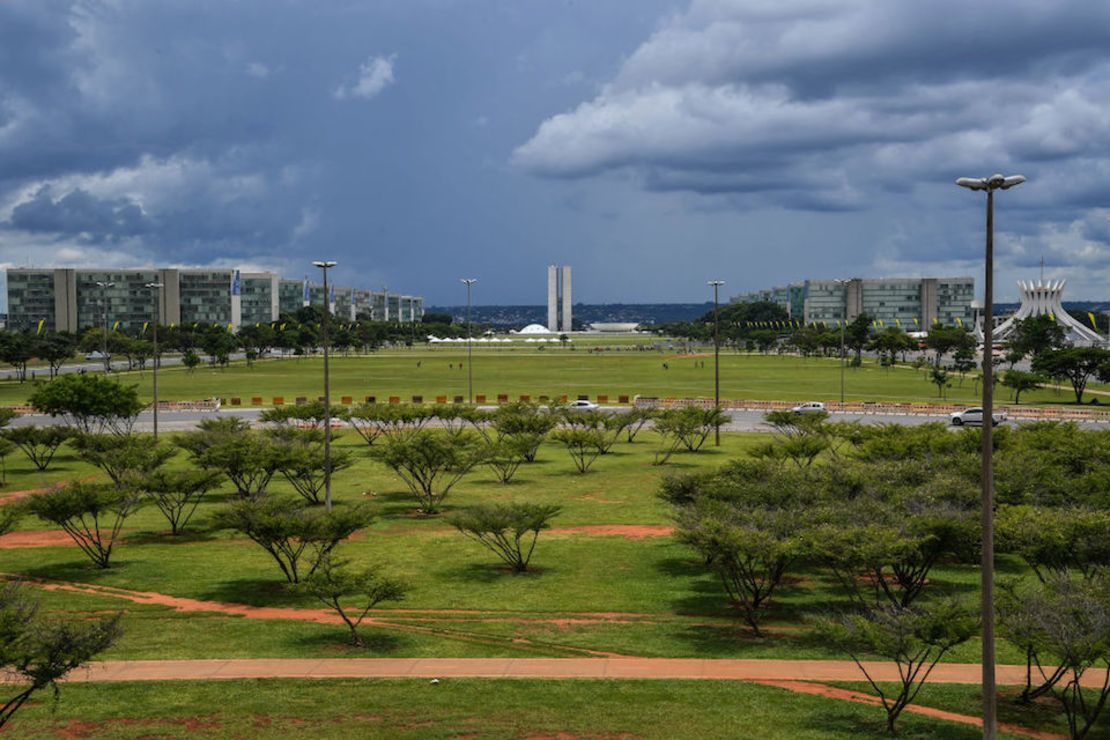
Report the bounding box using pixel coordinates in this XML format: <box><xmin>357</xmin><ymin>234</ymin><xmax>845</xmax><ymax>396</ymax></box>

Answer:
<box><xmin>791</xmin><ymin>402</ymin><xmax>827</xmax><ymax>415</ymax></box>
<box><xmin>950</xmin><ymin>407</ymin><xmax>1007</xmax><ymax>426</ymax></box>
<box><xmin>566</xmin><ymin>399</ymin><xmax>599</xmax><ymax>411</ymax></box>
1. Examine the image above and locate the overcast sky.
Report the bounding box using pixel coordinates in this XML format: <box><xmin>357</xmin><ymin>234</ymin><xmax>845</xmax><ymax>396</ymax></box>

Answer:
<box><xmin>2</xmin><ymin>0</ymin><xmax>1109</xmax><ymax>307</ymax></box>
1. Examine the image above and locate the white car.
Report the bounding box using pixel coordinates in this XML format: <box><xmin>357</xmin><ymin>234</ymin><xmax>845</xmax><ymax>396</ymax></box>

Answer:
<box><xmin>950</xmin><ymin>407</ymin><xmax>1007</xmax><ymax>426</ymax></box>
<box><xmin>791</xmin><ymin>402</ymin><xmax>827</xmax><ymax>415</ymax></box>
<box><xmin>567</xmin><ymin>399</ymin><xmax>599</xmax><ymax>411</ymax></box>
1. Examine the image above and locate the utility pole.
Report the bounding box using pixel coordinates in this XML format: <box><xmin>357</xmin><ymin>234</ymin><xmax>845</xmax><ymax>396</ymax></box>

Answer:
<box><xmin>708</xmin><ymin>280</ymin><xmax>725</xmax><ymax>445</ymax></box>
<box><xmin>312</xmin><ymin>260</ymin><xmax>338</xmax><ymax>511</ymax></box>
<box><xmin>461</xmin><ymin>279</ymin><xmax>477</xmax><ymax>403</ymax></box>
<box><xmin>145</xmin><ymin>282</ymin><xmax>164</xmax><ymax>439</ymax></box>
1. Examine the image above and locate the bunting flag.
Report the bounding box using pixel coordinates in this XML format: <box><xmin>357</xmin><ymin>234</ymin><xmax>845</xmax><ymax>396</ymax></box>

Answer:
<box><xmin>112</xmin><ymin>320</ymin><xmax>121</xmax><ymax>331</ymax></box>
<box><xmin>955</xmin><ymin>317</ymin><xmax>963</xmax><ymax>327</ymax></box>
<box><xmin>169</xmin><ymin>323</ymin><xmax>176</xmax><ymax>329</ymax></box>
<box><xmin>1049</xmin><ymin>312</ymin><xmax>1056</xmax><ymax>322</ymax></box>
<box><xmin>142</xmin><ymin>321</ymin><xmax>149</xmax><ymax>335</ymax></box>
<box><xmin>913</xmin><ymin>317</ymin><xmax>920</xmax><ymax>326</ymax></box>
<box><xmin>280</xmin><ymin>322</ymin><xmax>287</xmax><ymax>331</ymax></box>
<box><xmin>1090</xmin><ymin>312</ymin><xmax>1100</xmax><ymax>331</ymax></box>
<box><xmin>878</xmin><ymin>319</ymin><xmax>885</xmax><ymax>327</ymax></box>
<box><xmin>36</xmin><ymin>319</ymin><xmax>45</xmax><ymax>335</ymax></box>
<box><xmin>227</xmin><ymin>322</ymin><xmax>234</xmax><ymax>331</ymax></box>
<box><xmin>895</xmin><ymin>318</ymin><xmax>901</xmax><ymax>328</ymax></box>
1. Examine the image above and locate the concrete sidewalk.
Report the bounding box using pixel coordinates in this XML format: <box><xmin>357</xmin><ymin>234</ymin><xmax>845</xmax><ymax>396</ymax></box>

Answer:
<box><xmin>57</xmin><ymin>657</ymin><xmax>1081</xmax><ymax>686</ymax></box>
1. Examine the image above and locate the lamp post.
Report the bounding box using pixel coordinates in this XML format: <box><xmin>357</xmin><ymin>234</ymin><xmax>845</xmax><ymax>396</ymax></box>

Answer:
<box><xmin>144</xmin><ymin>282</ymin><xmax>164</xmax><ymax>439</ymax></box>
<box><xmin>460</xmin><ymin>279</ymin><xmax>477</xmax><ymax>403</ymax></box>
<box><xmin>832</xmin><ymin>279</ymin><xmax>851</xmax><ymax>405</ymax></box>
<box><xmin>708</xmin><ymin>280</ymin><xmax>725</xmax><ymax>446</ymax></box>
<box><xmin>956</xmin><ymin>172</ymin><xmax>1025</xmax><ymax>740</ymax></box>
<box><xmin>95</xmin><ymin>281</ymin><xmax>114</xmax><ymax>373</ymax></box>
<box><xmin>312</xmin><ymin>260</ymin><xmax>338</xmax><ymax>511</ymax></box>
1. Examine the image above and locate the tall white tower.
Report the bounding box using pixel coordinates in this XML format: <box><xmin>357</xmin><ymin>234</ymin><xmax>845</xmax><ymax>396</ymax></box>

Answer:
<box><xmin>547</xmin><ymin>265</ymin><xmax>559</xmax><ymax>332</ymax></box>
<box><xmin>561</xmin><ymin>265</ymin><xmax>572</xmax><ymax>333</ymax></box>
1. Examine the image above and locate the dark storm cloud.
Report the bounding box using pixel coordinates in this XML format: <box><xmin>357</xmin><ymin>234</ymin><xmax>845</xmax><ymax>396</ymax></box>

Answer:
<box><xmin>9</xmin><ymin>187</ymin><xmax>148</xmax><ymax>241</ymax></box>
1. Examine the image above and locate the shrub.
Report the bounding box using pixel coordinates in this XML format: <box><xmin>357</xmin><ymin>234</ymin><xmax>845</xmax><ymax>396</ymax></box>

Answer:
<box><xmin>550</xmin><ymin>428</ymin><xmax>605</xmax><ymax>474</ymax></box>
<box><xmin>25</xmin><ymin>482</ymin><xmax>142</xmax><ymax>568</ymax></box>
<box><xmin>177</xmin><ymin>419</ymin><xmax>279</xmax><ymax>497</ymax></box>
<box><xmin>450</xmin><ymin>502</ymin><xmax>561</xmax><ymax>572</ymax></box>
<box><xmin>213</xmin><ymin>496</ymin><xmax>373</xmax><ymax>583</ymax></box>
<box><xmin>71</xmin><ymin>434</ymin><xmax>176</xmax><ymax>489</ymax></box>
<box><xmin>270</xmin><ymin>429</ymin><xmax>353</xmax><ymax>505</ymax></box>
<box><xmin>296</xmin><ymin>555</ymin><xmax>405</xmax><ymax>646</ymax></box>
<box><xmin>371</xmin><ymin>430</ymin><xmax>486</xmax><ymax>514</ymax></box>
<box><xmin>2</xmin><ymin>426</ymin><xmax>76</xmax><ymax>472</ymax></box>
<box><xmin>134</xmin><ymin>469</ymin><xmax>223</xmax><ymax>535</ymax></box>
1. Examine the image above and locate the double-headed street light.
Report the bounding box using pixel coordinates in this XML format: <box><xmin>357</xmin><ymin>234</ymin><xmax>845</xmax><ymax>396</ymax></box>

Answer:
<box><xmin>460</xmin><ymin>279</ymin><xmax>477</xmax><ymax>404</ymax></box>
<box><xmin>144</xmin><ymin>282</ymin><xmax>164</xmax><ymax>439</ymax></box>
<box><xmin>708</xmin><ymin>280</ymin><xmax>725</xmax><ymax>446</ymax></box>
<box><xmin>95</xmin><ymin>281</ymin><xmax>115</xmax><ymax>373</ymax></box>
<box><xmin>312</xmin><ymin>260</ymin><xmax>338</xmax><ymax>511</ymax></box>
<box><xmin>956</xmin><ymin>172</ymin><xmax>1025</xmax><ymax>740</ymax></box>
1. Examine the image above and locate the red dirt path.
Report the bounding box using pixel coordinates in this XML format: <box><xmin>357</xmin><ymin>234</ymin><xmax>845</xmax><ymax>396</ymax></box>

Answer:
<box><xmin>0</xmin><ymin>530</ymin><xmax>74</xmax><ymax>548</ymax></box>
<box><xmin>546</xmin><ymin>525</ymin><xmax>674</xmax><ymax>539</ymax></box>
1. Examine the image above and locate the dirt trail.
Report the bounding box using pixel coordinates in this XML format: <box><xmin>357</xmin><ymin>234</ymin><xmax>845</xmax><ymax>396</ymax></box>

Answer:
<box><xmin>0</xmin><ymin>530</ymin><xmax>74</xmax><ymax>548</ymax></box>
<box><xmin>753</xmin><ymin>680</ymin><xmax>1063</xmax><ymax>740</ymax></box>
<box><xmin>546</xmin><ymin>525</ymin><xmax>673</xmax><ymax>540</ymax></box>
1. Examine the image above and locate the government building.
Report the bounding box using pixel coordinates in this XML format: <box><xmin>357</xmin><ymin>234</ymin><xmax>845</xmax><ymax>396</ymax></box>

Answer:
<box><xmin>5</xmin><ymin>267</ymin><xmax>424</xmax><ymax>333</ymax></box>
<box><xmin>731</xmin><ymin>276</ymin><xmax>975</xmax><ymax>327</ymax></box>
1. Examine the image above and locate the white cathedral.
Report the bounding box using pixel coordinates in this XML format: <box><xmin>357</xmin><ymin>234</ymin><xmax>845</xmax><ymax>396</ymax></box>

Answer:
<box><xmin>980</xmin><ymin>279</ymin><xmax>1104</xmax><ymax>345</ymax></box>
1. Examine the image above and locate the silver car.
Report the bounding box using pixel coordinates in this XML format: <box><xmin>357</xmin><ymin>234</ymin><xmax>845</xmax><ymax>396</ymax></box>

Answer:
<box><xmin>950</xmin><ymin>407</ymin><xmax>1006</xmax><ymax>426</ymax></box>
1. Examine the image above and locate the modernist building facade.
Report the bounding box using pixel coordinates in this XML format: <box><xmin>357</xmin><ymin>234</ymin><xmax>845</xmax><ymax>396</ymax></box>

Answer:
<box><xmin>732</xmin><ymin>276</ymin><xmax>975</xmax><ymax>327</ymax></box>
<box><xmin>546</xmin><ymin>264</ymin><xmax>572</xmax><ymax>333</ymax></box>
<box><xmin>6</xmin><ymin>267</ymin><xmax>423</xmax><ymax>333</ymax></box>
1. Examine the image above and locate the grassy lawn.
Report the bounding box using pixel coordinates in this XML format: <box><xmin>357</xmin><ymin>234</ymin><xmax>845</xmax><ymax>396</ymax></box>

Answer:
<box><xmin>0</xmin><ymin>349</ymin><xmax>1103</xmax><ymax>406</ymax></box>
<box><xmin>10</xmin><ymin>678</ymin><xmax>999</xmax><ymax>739</ymax></box>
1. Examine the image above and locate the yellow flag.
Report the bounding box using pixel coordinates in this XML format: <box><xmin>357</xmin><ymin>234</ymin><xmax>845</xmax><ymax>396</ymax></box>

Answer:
<box><xmin>112</xmin><ymin>320</ymin><xmax>120</xmax><ymax>331</ymax></box>
<box><xmin>1049</xmin><ymin>312</ymin><xmax>1056</xmax><ymax>322</ymax></box>
<box><xmin>1089</xmin><ymin>312</ymin><xmax>1099</xmax><ymax>330</ymax></box>
<box><xmin>280</xmin><ymin>323</ymin><xmax>287</xmax><ymax>330</ymax></box>
<box><xmin>227</xmin><ymin>322</ymin><xmax>233</xmax><ymax>331</ymax></box>
<box><xmin>879</xmin><ymin>319</ymin><xmax>885</xmax><ymax>327</ymax></box>
<box><xmin>169</xmin><ymin>322</ymin><xmax>176</xmax><ymax>329</ymax></box>
<box><xmin>36</xmin><ymin>319</ymin><xmax>45</xmax><ymax>335</ymax></box>
<box><xmin>913</xmin><ymin>317</ymin><xmax>919</xmax><ymax>326</ymax></box>
<box><xmin>955</xmin><ymin>316</ymin><xmax>963</xmax><ymax>327</ymax></box>
<box><xmin>895</xmin><ymin>318</ymin><xmax>901</xmax><ymax>327</ymax></box>
<box><xmin>142</xmin><ymin>321</ymin><xmax>149</xmax><ymax>335</ymax></box>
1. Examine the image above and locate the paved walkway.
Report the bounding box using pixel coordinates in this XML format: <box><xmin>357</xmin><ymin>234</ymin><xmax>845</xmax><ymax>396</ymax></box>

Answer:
<box><xmin>56</xmin><ymin>657</ymin><xmax>1090</xmax><ymax>687</ymax></box>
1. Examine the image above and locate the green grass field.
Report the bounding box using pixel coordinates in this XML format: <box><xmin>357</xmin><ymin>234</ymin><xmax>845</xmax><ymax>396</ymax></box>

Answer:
<box><xmin>0</xmin><ymin>420</ymin><xmax>1096</xmax><ymax>736</ymax></box>
<box><xmin>1</xmin><ymin>348</ymin><xmax>1103</xmax><ymax>407</ymax></box>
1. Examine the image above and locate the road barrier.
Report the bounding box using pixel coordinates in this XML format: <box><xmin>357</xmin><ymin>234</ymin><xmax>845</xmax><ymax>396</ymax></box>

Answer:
<box><xmin>633</xmin><ymin>397</ymin><xmax>1110</xmax><ymax>423</ymax></box>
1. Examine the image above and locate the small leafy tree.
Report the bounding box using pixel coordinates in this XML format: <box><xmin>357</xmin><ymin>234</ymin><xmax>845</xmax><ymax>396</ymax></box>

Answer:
<box><xmin>483</xmin><ymin>436</ymin><xmax>532</xmax><ymax>484</ymax></box>
<box><xmin>675</xmin><ymin>503</ymin><xmax>805</xmax><ymax>635</ymax></box>
<box><xmin>0</xmin><ymin>582</ymin><xmax>122</xmax><ymax>730</ymax></box>
<box><xmin>1032</xmin><ymin>348</ymin><xmax>1110</xmax><ymax>405</ymax></box>
<box><xmin>25</xmin><ymin>482</ymin><xmax>142</xmax><ymax>568</ymax></box>
<box><xmin>182</xmin><ymin>349</ymin><xmax>201</xmax><ymax>372</ymax></box>
<box><xmin>1002</xmin><ymin>369</ymin><xmax>1047</xmax><ymax>404</ymax></box>
<box><xmin>134</xmin><ymin>469</ymin><xmax>223</xmax><ymax>535</ymax></box>
<box><xmin>213</xmin><ymin>497</ymin><xmax>373</xmax><ymax>583</ymax></box>
<box><xmin>652</xmin><ymin>406</ymin><xmax>727</xmax><ymax>465</ymax></box>
<box><xmin>817</xmin><ymin>599</ymin><xmax>977</xmax><ymax>735</ymax></box>
<box><xmin>371</xmin><ymin>430</ymin><xmax>485</xmax><ymax>514</ymax></box>
<box><xmin>623</xmin><ymin>407</ymin><xmax>657</xmax><ymax>443</ymax></box>
<box><xmin>450</xmin><ymin>503</ymin><xmax>561</xmax><ymax>572</ymax></box>
<box><xmin>270</xmin><ymin>429</ymin><xmax>353</xmax><ymax>505</ymax></box>
<box><xmin>28</xmin><ymin>373</ymin><xmax>145</xmax><ymax>434</ymax></box>
<box><xmin>296</xmin><ymin>555</ymin><xmax>406</xmax><ymax>646</ymax></box>
<box><xmin>550</xmin><ymin>428</ymin><xmax>605</xmax><ymax>474</ymax></box>
<box><xmin>177</xmin><ymin>418</ymin><xmax>279</xmax><ymax>497</ymax></box>
<box><xmin>2</xmin><ymin>426</ymin><xmax>76</xmax><ymax>472</ymax></box>
<box><xmin>35</xmin><ymin>332</ymin><xmax>78</xmax><ymax>378</ymax></box>
<box><xmin>997</xmin><ymin>576</ymin><xmax>1110</xmax><ymax>739</ymax></box>
<box><xmin>71</xmin><ymin>434</ymin><xmax>176</xmax><ymax>489</ymax></box>
<box><xmin>929</xmin><ymin>366</ymin><xmax>951</xmax><ymax>399</ymax></box>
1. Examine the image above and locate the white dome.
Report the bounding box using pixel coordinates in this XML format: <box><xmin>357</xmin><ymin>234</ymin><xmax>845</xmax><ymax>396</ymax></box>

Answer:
<box><xmin>516</xmin><ymin>323</ymin><xmax>554</xmax><ymax>334</ymax></box>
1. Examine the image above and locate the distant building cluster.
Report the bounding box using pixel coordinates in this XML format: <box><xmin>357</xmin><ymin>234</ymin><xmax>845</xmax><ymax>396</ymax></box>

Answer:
<box><xmin>731</xmin><ymin>276</ymin><xmax>975</xmax><ymax>328</ymax></box>
<box><xmin>5</xmin><ymin>267</ymin><xmax>424</xmax><ymax>333</ymax></box>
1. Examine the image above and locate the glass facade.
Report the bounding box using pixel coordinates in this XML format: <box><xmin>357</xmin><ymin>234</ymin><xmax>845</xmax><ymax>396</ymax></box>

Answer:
<box><xmin>6</xmin><ymin>271</ymin><xmax>57</xmax><ymax>332</ymax></box>
<box><xmin>75</xmin><ymin>271</ymin><xmax>158</xmax><ymax>331</ymax></box>
<box><xmin>6</xmin><ymin>269</ymin><xmax>423</xmax><ymax>332</ymax></box>
<box><xmin>240</xmin><ymin>276</ymin><xmax>276</xmax><ymax>325</ymax></box>
<box><xmin>860</xmin><ymin>280</ymin><xmax>923</xmax><ymax>325</ymax></box>
<box><xmin>802</xmin><ymin>281</ymin><xmax>848</xmax><ymax>323</ymax></box>
<box><xmin>179</xmin><ymin>271</ymin><xmax>233</xmax><ymax>326</ymax></box>
<box><xmin>936</xmin><ymin>278</ymin><xmax>974</xmax><ymax>326</ymax></box>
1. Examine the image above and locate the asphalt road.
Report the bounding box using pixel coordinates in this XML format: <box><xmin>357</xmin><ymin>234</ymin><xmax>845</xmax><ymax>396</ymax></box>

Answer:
<box><xmin>10</xmin><ymin>406</ymin><xmax>1108</xmax><ymax>432</ymax></box>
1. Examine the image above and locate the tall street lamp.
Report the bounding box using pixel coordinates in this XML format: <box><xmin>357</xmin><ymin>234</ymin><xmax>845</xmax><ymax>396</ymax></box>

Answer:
<box><xmin>833</xmin><ymin>279</ymin><xmax>851</xmax><ymax>405</ymax></box>
<box><xmin>956</xmin><ymin>172</ymin><xmax>1025</xmax><ymax>740</ymax></box>
<box><xmin>708</xmin><ymin>280</ymin><xmax>725</xmax><ymax>446</ymax></box>
<box><xmin>145</xmin><ymin>282</ymin><xmax>164</xmax><ymax>439</ymax></box>
<box><xmin>460</xmin><ymin>279</ymin><xmax>477</xmax><ymax>403</ymax></box>
<box><xmin>95</xmin><ymin>281</ymin><xmax>114</xmax><ymax>373</ymax></box>
<box><xmin>313</xmin><ymin>260</ymin><xmax>338</xmax><ymax>511</ymax></box>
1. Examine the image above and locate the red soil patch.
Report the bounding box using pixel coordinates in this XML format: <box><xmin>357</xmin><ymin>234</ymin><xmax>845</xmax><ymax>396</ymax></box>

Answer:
<box><xmin>0</xmin><ymin>530</ymin><xmax>75</xmax><ymax>548</ymax></box>
<box><xmin>54</xmin><ymin>717</ymin><xmax>221</xmax><ymax>738</ymax></box>
<box><xmin>752</xmin><ymin>680</ymin><xmax>1063</xmax><ymax>739</ymax></box>
<box><xmin>547</xmin><ymin>525</ymin><xmax>673</xmax><ymax>540</ymax></box>
<box><xmin>0</xmin><ymin>485</ymin><xmax>56</xmax><ymax>506</ymax></box>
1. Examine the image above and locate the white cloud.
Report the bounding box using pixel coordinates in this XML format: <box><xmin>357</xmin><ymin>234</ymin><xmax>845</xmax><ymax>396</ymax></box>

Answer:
<box><xmin>334</xmin><ymin>54</ymin><xmax>396</xmax><ymax>100</ymax></box>
<box><xmin>245</xmin><ymin>61</ymin><xmax>270</xmax><ymax>79</ymax></box>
